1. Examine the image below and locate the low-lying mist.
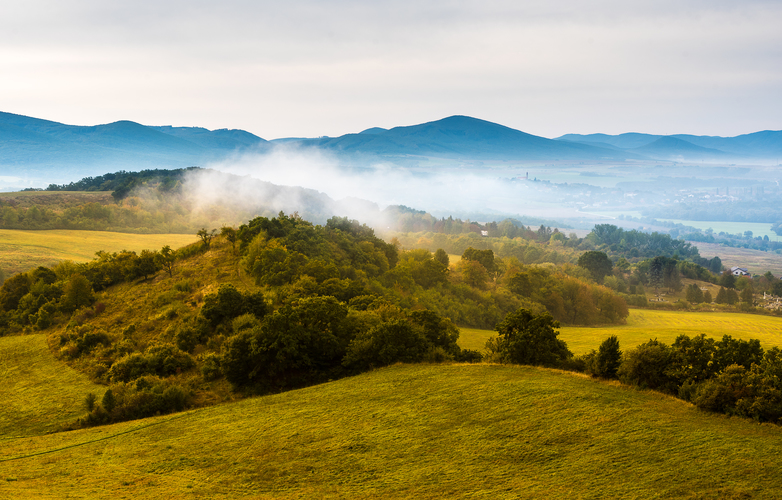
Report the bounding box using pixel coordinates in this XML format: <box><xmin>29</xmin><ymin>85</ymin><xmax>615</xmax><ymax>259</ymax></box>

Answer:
<box><xmin>194</xmin><ymin>144</ymin><xmax>570</xmax><ymax>227</ymax></box>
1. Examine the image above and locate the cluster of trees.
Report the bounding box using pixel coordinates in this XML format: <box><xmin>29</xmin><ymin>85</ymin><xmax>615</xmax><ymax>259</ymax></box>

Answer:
<box><xmin>615</xmin><ymin>335</ymin><xmax>782</xmax><ymax>423</ymax></box>
<box><xmin>0</xmin><ymin>244</ymin><xmax>186</xmax><ymax>333</ymax></box>
<box><xmin>589</xmin><ymin>224</ymin><xmax>701</xmax><ymax>260</ymax></box>
<box><xmin>507</xmin><ymin>265</ymin><xmax>630</xmax><ymax>325</ymax></box>
<box><xmin>485</xmin><ymin>306</ymin><xmax>782</xmax><ymax>424</ymax></box>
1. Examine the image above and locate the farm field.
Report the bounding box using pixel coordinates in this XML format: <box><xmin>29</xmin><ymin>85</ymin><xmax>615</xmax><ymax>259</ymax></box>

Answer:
<box><xmin>0</xmin><ymin>334</ymin><xmax>105</xmax><ymax>438</ymax></box>
<box><xmin>4</xmin><ymin>362</ymin><xmax>782</xmax><ymax>498</ymax></box>
<box><xmin>0</xmin><ymin>229</ymin><xmax>198</xmax><ymax>275</ymax></box>
<box><xmin>692</xmin><ymin>241</ymin><xmax>782</xmax><ymax>276</ymax></box>
<box><xmin>458</xmin><ymin>308</ymin><xmax>782</xmax><ymax>355</ymax></box>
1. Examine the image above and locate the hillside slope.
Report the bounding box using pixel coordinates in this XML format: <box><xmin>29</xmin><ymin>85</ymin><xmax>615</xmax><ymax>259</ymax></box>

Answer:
<box><xmin>1</xmin><ymin>363</ymin><xmax>781</xmax><ymax>498</ymax></box>
<box><xmin>0</xmin><ymin>334</ymin><xmax>105</xmax><ymax>437</ymax></box>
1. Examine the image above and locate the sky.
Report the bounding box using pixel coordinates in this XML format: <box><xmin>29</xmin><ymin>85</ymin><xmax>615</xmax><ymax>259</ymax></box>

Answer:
<box><xmin>1</xmin><ymin>0</ymin><xmax>781</xmax><ymax>140</ymax></box>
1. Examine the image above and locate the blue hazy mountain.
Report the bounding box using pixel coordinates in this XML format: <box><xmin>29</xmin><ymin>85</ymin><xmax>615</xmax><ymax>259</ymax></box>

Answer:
<box><xmin>557</xmin><ymin>130</ymin><xmax>782</xmax><ymax>160</ymax></box>
<box><xmin>294</xmin><ymin>115</ymin><xmax>638</xmax><ymax>161</ymax></box>
<box><xmin>627</xmin><ymin>136</ymin><xmax>730</xmax><ymax>161</ymax></box>
<box><xmin>0</xmin><ymin>111</ymin><xmax>268</xmax><ymax>184</ymax></box>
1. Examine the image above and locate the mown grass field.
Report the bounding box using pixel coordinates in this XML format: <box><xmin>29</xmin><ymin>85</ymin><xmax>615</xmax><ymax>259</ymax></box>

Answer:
<box><xmin>459</xmin><ymin>308</ymin><xmax>782</xmax><ymax>355</ymax></box>
<box><xmin>0</xmin><ymin>229</ymin><xmax>198</xmax><ymax>275</ymax></box>
<box><xmin>0</xmin><ymin>334</ymin><xmax>105</xmax><ymax>438</ymax></box>
<box><xmin>2</xmin><ymin>363</ymin><xmax>782</xmax><ymax>498</ymax></box>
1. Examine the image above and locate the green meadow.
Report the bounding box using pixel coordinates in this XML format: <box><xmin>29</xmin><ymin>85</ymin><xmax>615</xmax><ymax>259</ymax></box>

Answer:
<box><xmin>3</xmin><ymin>362</ymin><xmax>782</xmax><ymax>499</ymax></box>
<box><xmin>0</xmin><ymin>334</ymin><xmax>105</xmax><ymax>438</ymax></box>
<box><xmin>459</xmin><ymin>308</ymin><xmax>782</xmax><ymax>355</ymax></box>
<box><xmin>0</xmin><ymin>229</ymin><xmax>198</xmax><ymax>275</ymax></box>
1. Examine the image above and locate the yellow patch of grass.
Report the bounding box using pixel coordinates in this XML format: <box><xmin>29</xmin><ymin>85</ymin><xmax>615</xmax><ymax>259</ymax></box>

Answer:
<box><xmin>0</xmin><ymin>334</ymin><xmax>105</xmax><ymax>438</ymax></box>
<box><xmin>1</xmin><ymin>364</ymin><xmax>782</xmax><ymax>498</ymax></box>
<box><xmin>458</xmin><ymin>308</ymin><xmax>782</xmax><ymax>355</ymax></box>
<box><xmin>0</xmin><ymin>229</ymin><xmax>198</xmax><ymax>275</ymax></box>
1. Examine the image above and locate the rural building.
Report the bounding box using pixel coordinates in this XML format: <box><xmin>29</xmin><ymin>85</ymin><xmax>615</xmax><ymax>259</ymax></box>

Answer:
<box><xmin>730</xmin><ymin>266</ymin><xmax>750</xmax><ymax>276</ymax></box>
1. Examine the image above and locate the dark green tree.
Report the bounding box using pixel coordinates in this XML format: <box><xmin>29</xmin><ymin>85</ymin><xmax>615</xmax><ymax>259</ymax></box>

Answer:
<box><xmin>685</xmin><ymin>284</ymin><xmax>704</xmax><ymax>304</ymax></box>
<box><xmin>433</xmin><ymin>248</ymin><xmax>450</xmax><ymax>267</ymax></box>
<box><xmin>493</xmin><ymin>308</ymin><xmax>571</xmax><ymax>366</ymax></box>
<box><xmin>577</xmin><ymin>251</ymin><xmax>613</xmax><ymax>283</ymax></box>
<box><xmin>60</xmin><ymin>274</ymin><xmax>94</xmax><ymax>313</ymax></box>
<box><xmin>593</xmin><ymin>335</ymin><xmax>622</xmax><ymax>379</ymax></box>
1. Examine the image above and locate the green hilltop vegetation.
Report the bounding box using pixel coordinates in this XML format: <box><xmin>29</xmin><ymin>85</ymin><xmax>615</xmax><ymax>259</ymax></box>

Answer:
<box><xmin>2</xmin><ymin>202</ymin><xmax>782</xmax><ymax>495</ymax></box>
<box><xmin>1</xmin><ymin>207</ymin><xmax>782</xmax><ymax>430</ymax></box>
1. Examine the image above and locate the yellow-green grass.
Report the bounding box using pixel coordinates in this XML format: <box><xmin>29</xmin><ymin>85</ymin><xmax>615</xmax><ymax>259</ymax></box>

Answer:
<box><xmin>2</xmin><ymin>363</ymin><xmax>782</xmax><ymax>498</ymax></box>
<box><xmin>458</xmin><ymin>308</ymin><xmax>782</xmax><ymax>355</ymax></box>
<box><xmin>0</xmin><ymin>334</ymin><xmax>105</xmax><ymax>438</ymax></box>
<box><xmin>0</xmin><ymin>229</ymin><xmax>198</xmax><ymax>275</ymax></box>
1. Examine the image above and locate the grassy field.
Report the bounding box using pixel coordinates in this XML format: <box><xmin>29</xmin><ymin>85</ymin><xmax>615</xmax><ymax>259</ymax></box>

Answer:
<box><xmin>692</xmin><ymin>241</ymin><xmax>782</xmax><ymax>276</ymax></box>
<box><xmin>2</xmin><ymin>363</ymin><xmax>782</xmax><ymax>498</ymax></box>
<box><xmin>459</xmin><ymin>308</ymin><xmax>782</xmax><ymax>355</ymax></box>
<box><xmin>0</xmin><ymin>334</ymin><xmax>105</xmax><ymax>438</ymax></box>
<box><xmin>0</xmin><ymin>229</ymin><xmax>198</xmax><ymax>276</ymax></box>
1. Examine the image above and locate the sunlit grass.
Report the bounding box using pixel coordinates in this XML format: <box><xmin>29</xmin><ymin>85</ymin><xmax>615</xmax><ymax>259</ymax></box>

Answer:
<box><xmin>0</xmin><ymin>229</ymin><xmax>198</xmax><ymax>275</ymax></box>
<box><xmin>459</xmin><ymin>308</ymin><xmax>782</xmax><ymax>355</ymax></box>
<box><xmin>0</xmin><ymin>334</ymin><xmax>105</xmax><ymax>438</ymax></box>
<box><xmin>2</xmin><ymin>363</ymin><xmax>781</xmax><ymax>498</ymax></box>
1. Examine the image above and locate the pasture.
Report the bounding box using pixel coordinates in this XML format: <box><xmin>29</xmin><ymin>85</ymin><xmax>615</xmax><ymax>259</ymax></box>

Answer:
<box><xmin>3</xmin><ymin>363</ymin><xmax>782</xmax><ymax>498</ymax></box>
<box><xmin>693</xmin><ymin>241</ymin><xmax>782</xmax><ymax>276</ymax></box>
<box><xmin>0</xmin><ymin>334</ymin><xmax>104</xmax><ymax>438</ymax></box>
<box><xmin>0</xmin><ymin>229</ymin><xmax>198</xmax><ymax>276</ymax></box>
<box><xmin>459</xmin><ymin>308</ymin><xmax>782</xmax><ymax>355</ymax></box>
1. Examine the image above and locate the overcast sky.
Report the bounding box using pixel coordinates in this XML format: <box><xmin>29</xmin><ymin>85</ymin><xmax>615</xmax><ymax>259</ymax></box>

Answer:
<box><xmin>1</xmin><ymin>0</ymin><xmax>780</xmax><ymax>139</ymax></box>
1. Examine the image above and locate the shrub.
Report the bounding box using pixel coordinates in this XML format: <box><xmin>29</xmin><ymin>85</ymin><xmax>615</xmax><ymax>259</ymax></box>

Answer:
<box><xmin>200</xmin><ymin>353</ymin><xmax>222</xmax><ymax>381</ymax></box>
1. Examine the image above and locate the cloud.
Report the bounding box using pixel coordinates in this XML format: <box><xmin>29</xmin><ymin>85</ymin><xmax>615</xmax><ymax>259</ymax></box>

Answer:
<box><xmin>1</xmin><ymin>1</ymin><xmax>780</xmax><ymax>138</ymax></box>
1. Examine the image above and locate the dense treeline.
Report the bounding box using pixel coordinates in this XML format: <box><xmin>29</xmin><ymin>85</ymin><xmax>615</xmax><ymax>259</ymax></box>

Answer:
<box><xmin>44</xmin><ymin>168</ymin><xmax>197</xmax><ymax>197</ymax></box>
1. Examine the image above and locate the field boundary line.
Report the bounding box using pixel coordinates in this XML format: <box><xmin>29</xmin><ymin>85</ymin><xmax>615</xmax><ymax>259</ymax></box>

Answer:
<box><xmin>0</xmin><ymin>409</ymin><xmax>199</xmax><ymax>463</ymax></box>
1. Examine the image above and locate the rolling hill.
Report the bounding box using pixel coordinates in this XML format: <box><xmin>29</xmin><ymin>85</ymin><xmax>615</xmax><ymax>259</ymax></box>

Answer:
<box><xmin>2</xmin><ymin>361</ymin><xmax>782</xmax><ymax>498</ymax></box>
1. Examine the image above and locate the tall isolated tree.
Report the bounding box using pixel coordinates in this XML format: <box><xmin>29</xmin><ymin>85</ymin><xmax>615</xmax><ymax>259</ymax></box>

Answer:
<box><xmin>594</xmin><ymin>335</ymin><xmax>622</xmax><ymax>379</ymax></box>
<box><xmin>197</xmin><ymin>228</ymin><xmax>216</xmax><ymax>250</ymax></box>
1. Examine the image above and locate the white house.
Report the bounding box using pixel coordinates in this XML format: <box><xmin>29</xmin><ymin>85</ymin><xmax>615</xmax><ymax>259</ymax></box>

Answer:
<box><xmin>730</xmin><ymin>266</ymin><xmax>750</xmax><ymax>276</ymax></box>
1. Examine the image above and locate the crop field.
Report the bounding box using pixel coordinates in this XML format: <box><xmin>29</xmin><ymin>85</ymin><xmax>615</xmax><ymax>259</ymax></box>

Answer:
<box><xmin>692</xmin><ymin>241</ymin><xmax>782</xmax><ymax>276</ymax></box>
<box><xmin>2</xmin><ymin>363</ymin><xmax>782</xmax><ymax>498</ymax></box>
<box><xmin>459</xmin><ymin>308</ymin><xmax>782</xmax><ymax>355</ymax></box>
<box><xmin>0</xmin><ymin>334</ymin><xmax>104</xmax><ymax>438</ymax></box>
<box><xmin>0</xmin><ymin>229</ymin><xmax>198</xmax><ymax>276</ymax></box>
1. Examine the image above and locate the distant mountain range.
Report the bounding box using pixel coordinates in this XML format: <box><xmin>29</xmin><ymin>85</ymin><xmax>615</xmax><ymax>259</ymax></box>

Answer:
<box><xmin>1</xmin><ymin>111</ymin><xmax>780</xmax><ymax>188</ymax></box>
<box><xmin>557</xmin><ymin>130</ymin><xmax>782</xmax><ymax>161</ymax></box>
